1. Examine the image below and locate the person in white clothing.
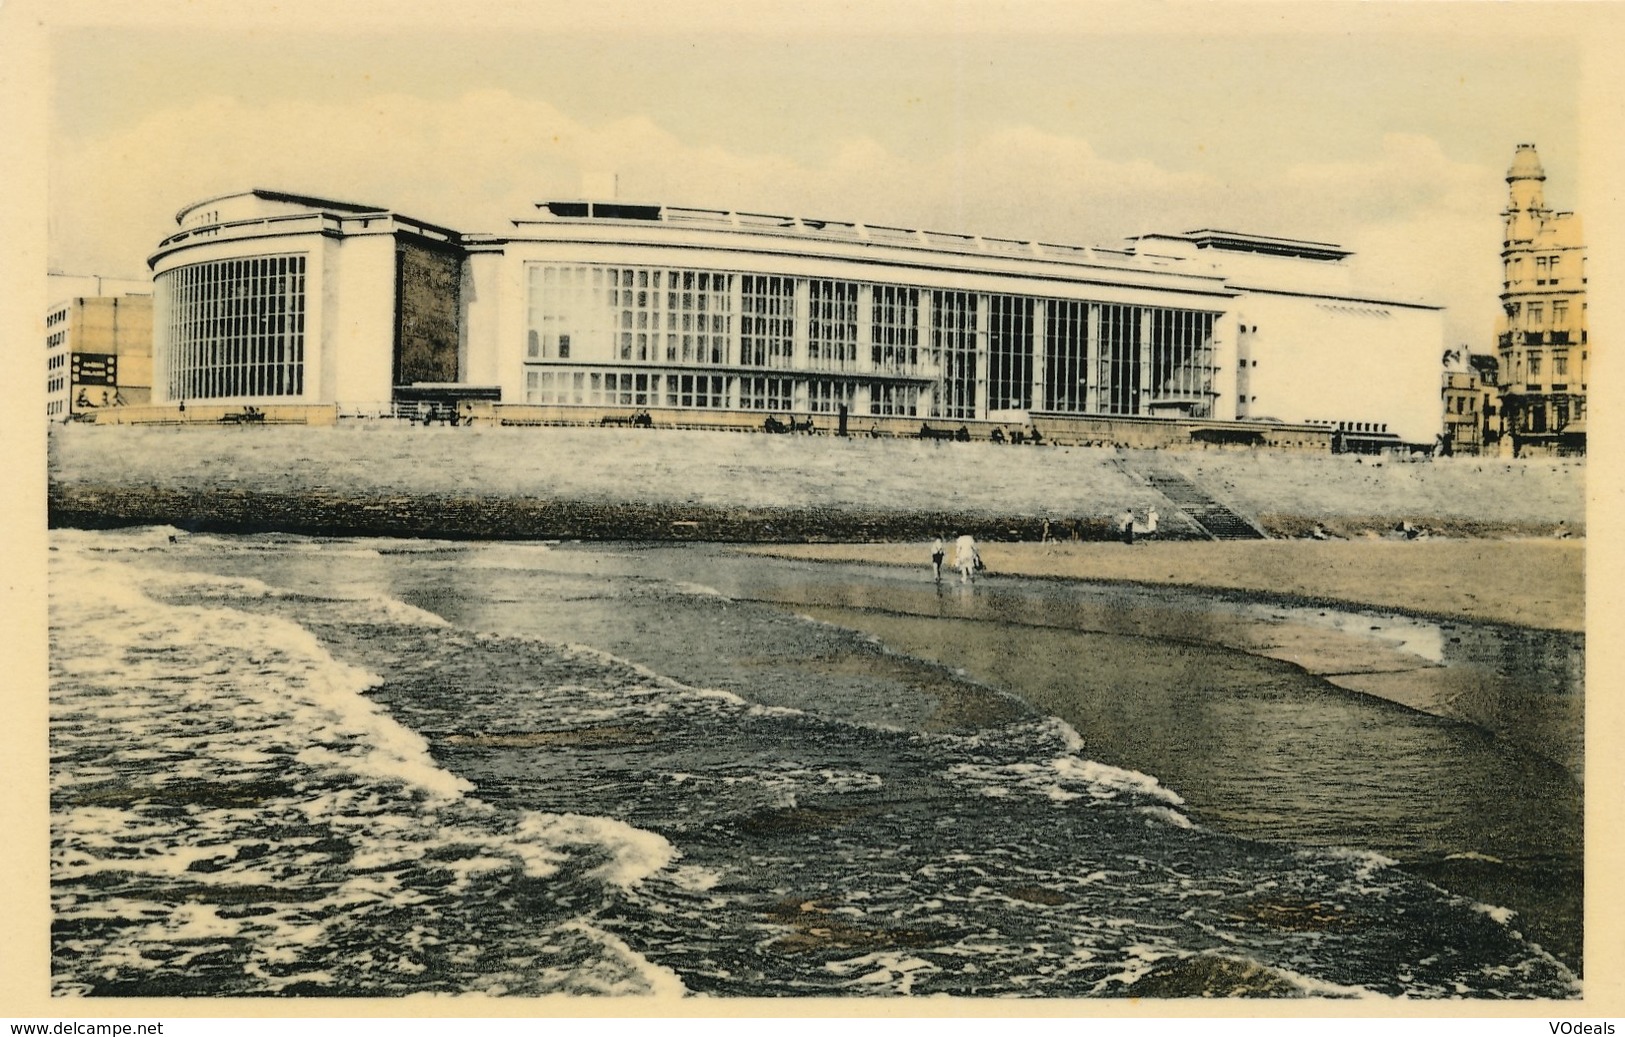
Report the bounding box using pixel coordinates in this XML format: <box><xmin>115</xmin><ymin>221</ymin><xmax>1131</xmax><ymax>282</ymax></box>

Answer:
<box><xmin>930</xmin><ymin>536</ymin><xmax>946</xmax><ymax>582</ymax></box>
<box><xmin>954</xmin><ymin>534</ymin><xmax>980</xmax><ymax>583</ymax></box>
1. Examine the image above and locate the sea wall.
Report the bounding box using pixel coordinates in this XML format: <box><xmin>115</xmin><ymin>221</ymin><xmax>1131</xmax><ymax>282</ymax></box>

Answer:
<box><xmin>46</xmin><ymin>424</ymin><xmax>1586</xmax><ymax>541</ymax></box>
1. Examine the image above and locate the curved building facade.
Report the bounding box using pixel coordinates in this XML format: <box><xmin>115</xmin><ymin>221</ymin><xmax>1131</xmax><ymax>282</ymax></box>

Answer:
<box><xmin>146</xmin><ymin>190</ymin><xmax>1446</xmax><ymax>444</ymax></box>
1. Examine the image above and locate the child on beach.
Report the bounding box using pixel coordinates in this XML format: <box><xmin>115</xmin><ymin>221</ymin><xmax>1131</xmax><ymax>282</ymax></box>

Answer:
<box><xmin>931</xmin><ymin>536</ymin><xmax>946</xmax><ymax>581</ymax></box>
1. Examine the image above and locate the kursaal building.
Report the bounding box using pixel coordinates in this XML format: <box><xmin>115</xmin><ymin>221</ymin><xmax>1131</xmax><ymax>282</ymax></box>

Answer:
<box><xmin>145</xmin><ymin>190</ymin><xmax>1446</xmax><ymax>447</ymax></box>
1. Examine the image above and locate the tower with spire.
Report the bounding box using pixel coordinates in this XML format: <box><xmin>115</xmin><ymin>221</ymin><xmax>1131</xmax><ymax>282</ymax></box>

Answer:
<box><xmin>1494</xmin><ymin>143</ymin><xmax>1587</xmax><ymax>456</ymax></box>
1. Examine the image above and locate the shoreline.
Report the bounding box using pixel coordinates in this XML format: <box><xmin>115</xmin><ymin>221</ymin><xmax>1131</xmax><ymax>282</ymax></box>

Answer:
<box><xmin>49</xmin><ymin>486</ymin><xmax>1582</xmax><ymax>632</ymax></box>
<box><xmin>746</xmin><ymin>538</ymin><xmax>1585</xmax><ymax>633</ymax></box>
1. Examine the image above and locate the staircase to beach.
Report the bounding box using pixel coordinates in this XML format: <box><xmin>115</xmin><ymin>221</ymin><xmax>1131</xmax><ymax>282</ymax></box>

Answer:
<box><xmin>1115</xmin><ymin>460</ymin><xmax>1269</xmax><ymax>540</ymax></box>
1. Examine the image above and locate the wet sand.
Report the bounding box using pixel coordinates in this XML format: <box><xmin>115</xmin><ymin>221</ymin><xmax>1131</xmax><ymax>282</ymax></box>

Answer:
<box><xmin>749</xmin><ymin>538</ymin><xmax>1585</xmax><ymax>632</ymax></box>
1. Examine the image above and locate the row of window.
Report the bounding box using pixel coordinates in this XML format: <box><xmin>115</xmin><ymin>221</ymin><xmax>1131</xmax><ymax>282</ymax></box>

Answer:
<box><xmin>523</xmin><ymin>368</ymin><xmax>921</xmax><ymax>416</ymax></box>
<box><xmin>1505</xmin><ymin>253</ymin><xmax>1587</xmax><ymax>287</ymax></box>
<box><xmin>1505</xmin><ymin>299</ymin><xmax>1581</xmax><ymax>328</ymax></box>
<box><xmin>158</xmin><ymin>255</ymin><xmax>308</xmax><ymax>400</ymax></box>
<box><xmin>523</xmin><ymin>263</ymin><xmax>1221</xmax><ymax>420</ymax></box>
<box><xmin>47</xmin><ymin>331</ymin><xmax>67</xmax><ymax>350</ymax></box>
<box><xmin>1512</xmin><ymin>349</ymin><xmax>1580</xmax><ymax>385</ymax></box>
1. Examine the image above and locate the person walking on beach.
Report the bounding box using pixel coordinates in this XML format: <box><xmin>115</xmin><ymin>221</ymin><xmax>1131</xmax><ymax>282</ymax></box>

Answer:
<box><xmin>955</xmin><ymin>533</ymin><xmax>980</xmax><ymax>583</ymax></box>
<box><xmin>931</xmin><ymin>536</ymin><xmax>946</xmax><ymax>582</ymax></box>
<box><xmin>1118</xmin><ymin>507</ymin><xmax>1135</xmax><ymax>545</ymax></box>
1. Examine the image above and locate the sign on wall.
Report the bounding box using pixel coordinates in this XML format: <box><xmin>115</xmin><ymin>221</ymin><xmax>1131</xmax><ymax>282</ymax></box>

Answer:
<box><xmin>70</xmin><ymin>353</ymin><xmax>118</xmax><ymax>386</ymax></box>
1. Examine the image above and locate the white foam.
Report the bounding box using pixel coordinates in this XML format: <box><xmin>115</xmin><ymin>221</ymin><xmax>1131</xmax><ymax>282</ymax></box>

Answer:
<box><xmin>515</xmin><ymin>812</ymin><xmax>677</xmax><ymax>888</ymax></box>
<box><xmin>824</xmin><ymin>951</ymin><xmax>942</xmax><ymax>995</ymax></box>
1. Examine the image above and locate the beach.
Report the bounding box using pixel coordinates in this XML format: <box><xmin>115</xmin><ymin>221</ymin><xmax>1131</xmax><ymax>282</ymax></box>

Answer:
<box><xmin>752</xmin><ymin>538</ymin><xmax>1586</xmax><ymax>632</ymax></box>
<box><xmin>47</xmin><ymin>531</ymin><xmax>1585</xmax><ymax>993</ymax></box>
<box><xmin>42</xmin><ymin>424</ymin><xmax>1590</xmax><ymax>993</ymax></box>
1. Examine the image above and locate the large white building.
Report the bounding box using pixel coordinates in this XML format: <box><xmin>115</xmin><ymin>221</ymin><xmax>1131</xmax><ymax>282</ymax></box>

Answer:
<box><xmin>141</xmin><ymin>190</ymin><xmax>1445</xmax><ymax>445</ymax></box>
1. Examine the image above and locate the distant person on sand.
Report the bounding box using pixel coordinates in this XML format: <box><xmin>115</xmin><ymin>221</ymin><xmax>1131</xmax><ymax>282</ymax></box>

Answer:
<box><xmin>931</xmin><ymin>536</ymin><xmax>946</xmax><ymax>582</ymax></box>
<box><xmin>955</xmin><ymin>534</ymin><xmax>980</xmax><ymax>583</ymax></box>
<box><xmin>1142</xmin><ymin>507</ymin><xmax>1159</xmax><ymax>538</ymax></box>
<box><xmin>1118</xmin><ymin>507</ymin><xmax>1135</xmax><ymax>545</ymax></box>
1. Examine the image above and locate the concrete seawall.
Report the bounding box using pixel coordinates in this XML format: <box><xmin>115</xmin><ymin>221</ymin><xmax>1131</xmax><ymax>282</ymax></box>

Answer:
<box><xmin>47</xmin><ymin>423</ymin><xmax>1586</xmax><ymax>542</ymax></box>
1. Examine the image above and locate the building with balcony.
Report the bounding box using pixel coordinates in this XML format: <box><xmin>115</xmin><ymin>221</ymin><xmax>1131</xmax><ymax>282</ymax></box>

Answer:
<box><xmin>136</xmin><ymin>189</ymin><xmax>1446</xmax><ymax>446</ymax></box>
<box><xmin>1495</xmin><ymin>143</ymin><xmax>1587</xmax><ymax>456</ymax></box>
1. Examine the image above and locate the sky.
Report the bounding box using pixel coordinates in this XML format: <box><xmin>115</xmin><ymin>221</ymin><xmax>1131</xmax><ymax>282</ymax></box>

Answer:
<box><xmin>39</xmin><ymin>1</ymin><xmax>1608</xmax><ymax>352</ymax></box>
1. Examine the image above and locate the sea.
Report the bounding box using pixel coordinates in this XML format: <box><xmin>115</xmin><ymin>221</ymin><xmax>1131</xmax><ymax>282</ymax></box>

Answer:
<box><xmin>48</xmin><ymin>526</ymin><xmax>1583</xmax><ymax>999</ymax></box>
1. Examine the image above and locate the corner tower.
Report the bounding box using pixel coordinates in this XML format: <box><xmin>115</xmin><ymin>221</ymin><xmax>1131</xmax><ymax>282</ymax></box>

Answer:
<box><xmin>1494</xmin><ymin>143</ymin><xmax>1587</xmax><ymax>456</ymax></box>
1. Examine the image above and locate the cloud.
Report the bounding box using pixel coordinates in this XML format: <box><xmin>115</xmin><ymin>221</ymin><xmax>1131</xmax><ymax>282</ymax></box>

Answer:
<box><xmin>52</xmin><ymin>90</ymin><xmax>1509</xmax><ymax>347</ymax></box>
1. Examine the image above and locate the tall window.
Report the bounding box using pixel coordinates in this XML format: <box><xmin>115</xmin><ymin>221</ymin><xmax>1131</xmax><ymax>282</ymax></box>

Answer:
<box><xmin>610</xmin><ymin>268</ymin><xmax>665</xmax><ymax>362</ymax></box>
<box><xmin>808</xmin><ymin>280</ymin><xmax>858</xmax><ymax>369</ymax></box>
<box><xmin>1100</xmin><ymin>303</ymin><xmax>1142</xmax><ymax>415</ymax></box>
<box><xmin>740</xmin><ymin>275</ymin><xmax>795</xmax><ymax>368</ymax></box>
<box><xmin>871</xmin><ymin>285</ymin><xmax>919</xmax><ymax>372</ymax></box>
<box><xmin>987</xmin><ymin>295</ymin><xmax>1032</xmax><ymax>412</ymax></box>
<box><xmin>1552</xmin><ymin>299</ymin><xmax>1569</xmax><ymax>328</ymax></box>
<box><xmin>528</xmin><ymin>265</ymin><xmax>613</xmax><ymax>360</ymax></box>
<box><xmin>1043</xmin><ymin>300</ymin><xmax>1088</xmax><ymax>413</ymax></box>
<box><xmin>1148</xmin><ymin>308</ymin><xmax>1216</xmax><ymax>417</ymax></box>
<box><xmin>665</xmin><ymin>271</ymin><xmax>733</xmax><ymax>365</ymax></box>
<box><xmin>931</xmin><ymin>290</ymin><xmax>978</xmax><ymax>419</ymax></box>
<box><xmin>160</xmin><ymin>254</ymin><xmax>307</xmax><ymax>400</ymax></box>
<box><xmin>1528</xmin><ymin>303</ymin><xmax>1544</xmax><ymax>327</ymax></box>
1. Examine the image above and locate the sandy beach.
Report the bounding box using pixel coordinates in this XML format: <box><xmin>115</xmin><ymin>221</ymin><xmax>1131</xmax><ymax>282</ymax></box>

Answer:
<box><xmin>751</xmin><ymin>537</ymin><xmax>1585</xmax><ymax>632</ymax></box>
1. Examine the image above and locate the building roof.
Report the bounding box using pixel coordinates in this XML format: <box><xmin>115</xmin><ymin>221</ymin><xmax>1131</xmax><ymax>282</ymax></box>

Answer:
<box><xmin>1135</xmin><ymin>230</ymin><xmax>1352</xmax><ymax>262</ymax></box>
<box><xmin>513</xmin><ymin>200</ymin><xmax>1247</xmax><ymax>290</ymax></box>
<box><xmin>174</xmin><ymin>189</ymin><xmax>391</xmax><ymax>226</ymax></box>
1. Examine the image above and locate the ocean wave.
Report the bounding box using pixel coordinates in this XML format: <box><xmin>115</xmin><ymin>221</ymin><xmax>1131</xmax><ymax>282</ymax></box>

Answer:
<box><xmin>49</xmin><ymin>537</ymin><xmax>686</xmax><ymax>997</ymax></box>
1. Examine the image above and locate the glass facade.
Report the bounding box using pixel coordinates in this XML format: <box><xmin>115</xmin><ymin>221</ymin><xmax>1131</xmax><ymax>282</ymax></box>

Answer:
<box><xmin>807</xmin><ymin>280</ymin><xmax>859</xmax><ymax>370</ymax></box>
<box><xmin>987</xmin><ymin>295</ymin><xmax>1033</xmax><ymax>412</ymax></box>
<box><xmin>522</xmin><ymin>261</ymin><xmax>1218</xmax><ymax>419</ymax></box>
<box><xmin>1044</xmin><ymin>299</ymin><xmax>1089</xmax><ymax>414</ymax></box>
<box><xmin>1100</xmin><ymin>304</ymin><xmax>1141</xmax><ymax>415</ymax></box>
<box><xmin>1148</xmin><ymin>309</ymin><xmax>1217</xmax><ymax>412</ymax></box>
<box><xmin>159</xmin><ymin>255</ymin><xmax>306</xmax><ymax>400</ymax></box>
<box><xmin>930</xmin><ymin>290</ymin><xmax>978</xmax><ymax>420</ymax></box>
<box><xmin>740</xmin><ymin>276</ymin><xmax>795</xmax><ymax>368</ymax></box>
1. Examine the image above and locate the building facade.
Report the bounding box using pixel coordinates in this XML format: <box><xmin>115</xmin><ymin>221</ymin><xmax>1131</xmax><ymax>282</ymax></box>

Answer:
<box><xmin>1440</xmin><ymin>351</ymin><xmax>1501</xmax><ymax>456</ymax></box>
<box><xmin>140</xmin><ymin>190</ymin><xmax>1446</xmax><ymax>445</ymax></box>
<box><xmin>45</xmin><ymin>295</ymin><xmax>154</xmax><ymax>421</ymax></box>
<box><xmin>1495</xmin><ymin>143</ymin><xmax>1588</xmax><ymax>456</ymax></box>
